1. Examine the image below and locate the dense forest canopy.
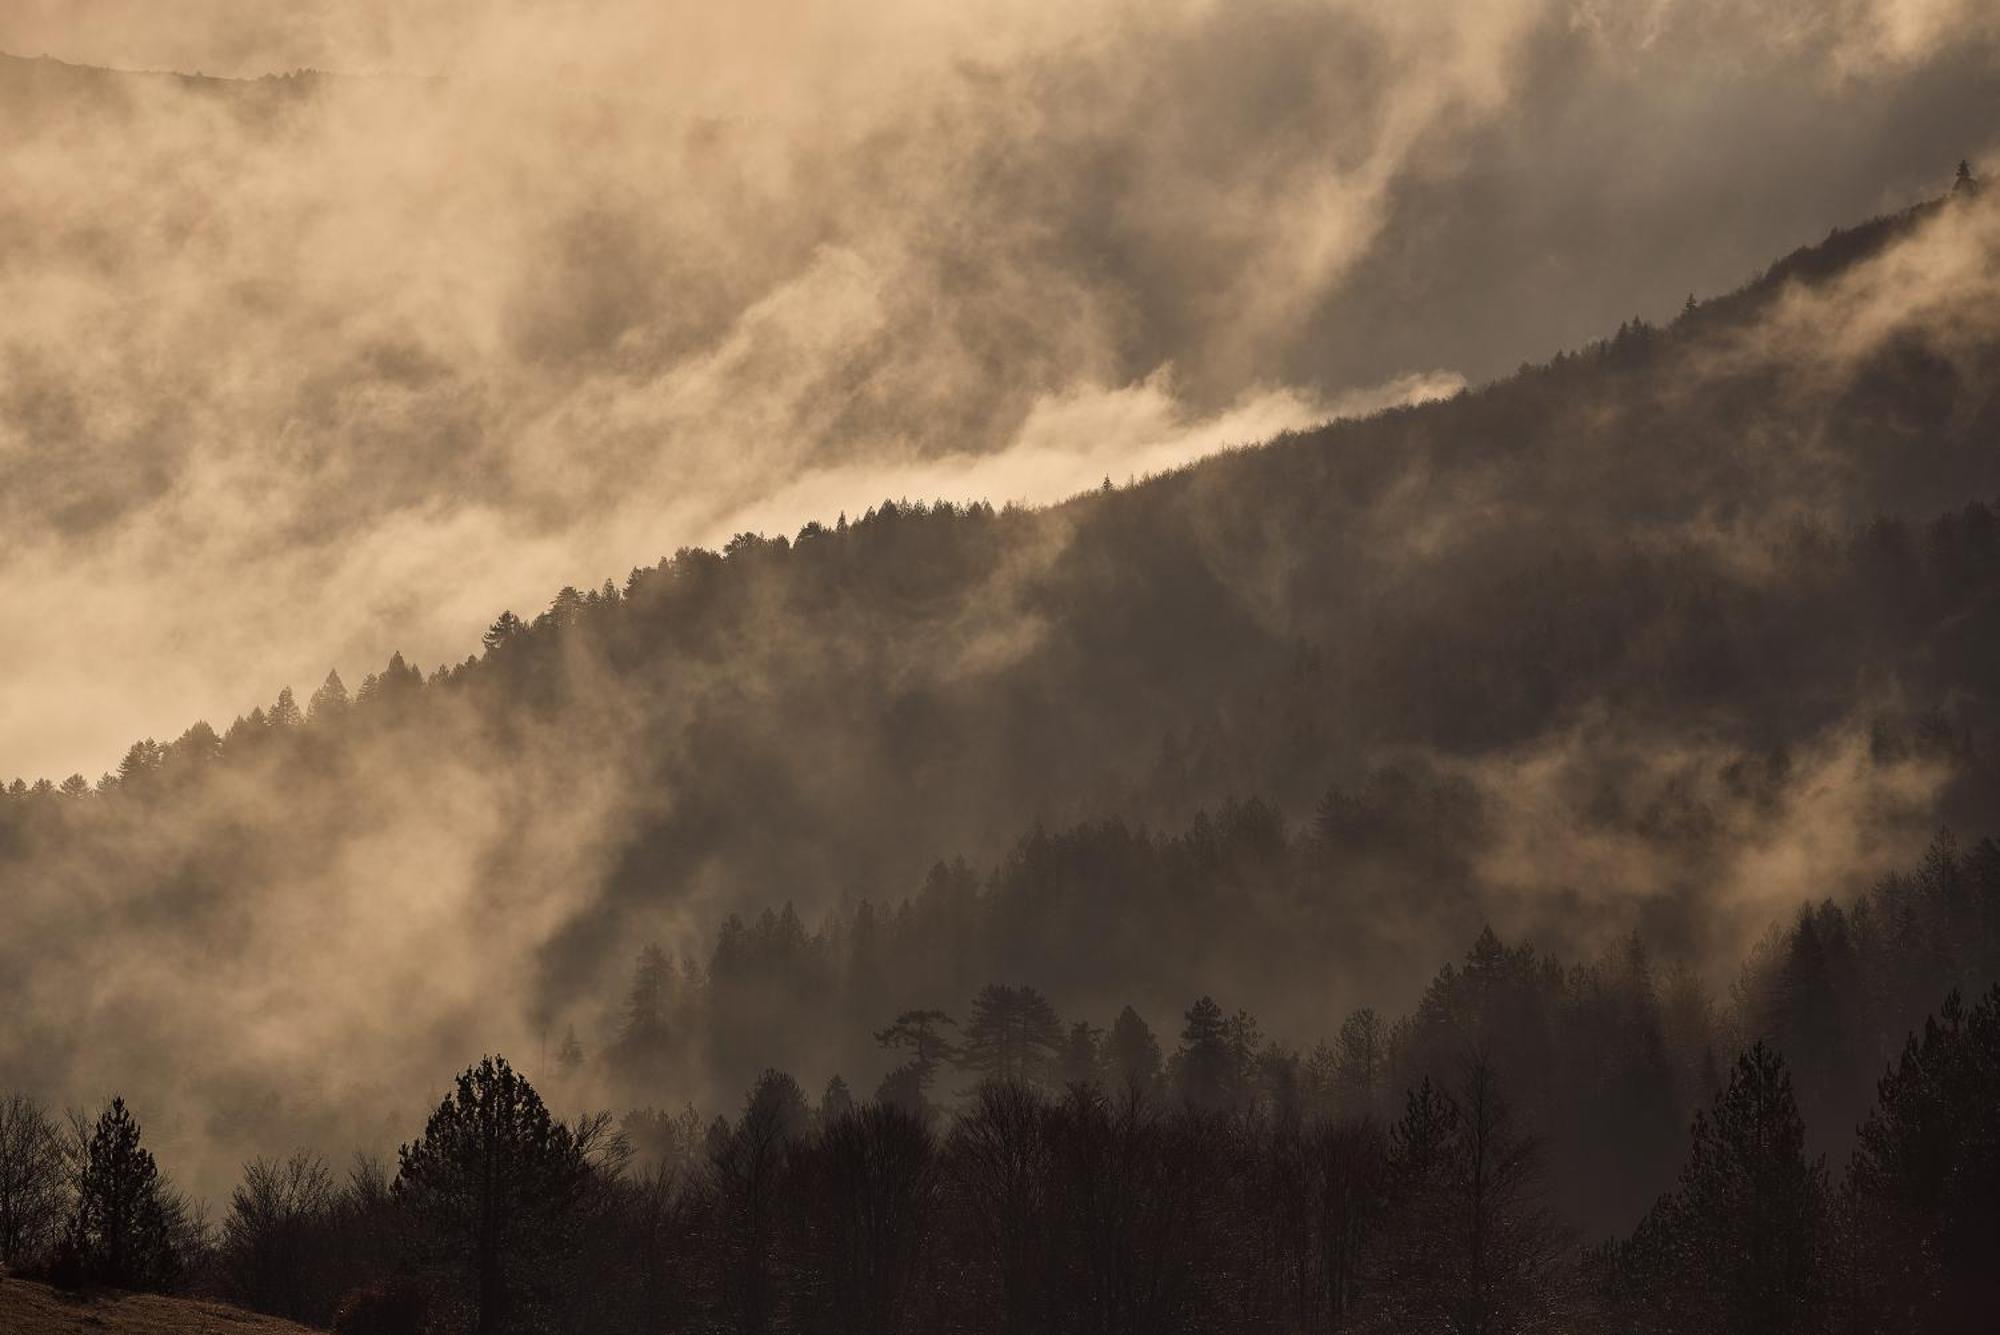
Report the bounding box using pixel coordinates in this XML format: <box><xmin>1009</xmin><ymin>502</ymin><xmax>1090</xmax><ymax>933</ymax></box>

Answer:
<box><xmin>4</xmin><ymin>182</ymin><xmax>1999</xmax><ymax>1211</ymax></box>
<box><xmin>4</xmin><ymin>852</ymin><xmax>1997</xmax><ymax>1331</ymax></box>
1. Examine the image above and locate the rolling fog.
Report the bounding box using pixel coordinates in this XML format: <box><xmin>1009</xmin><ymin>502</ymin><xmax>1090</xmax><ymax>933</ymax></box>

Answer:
<box><xmin>1</xmin><ymin>0</ymin><xmax>1999</xmax><ymax>1204</ymax></box>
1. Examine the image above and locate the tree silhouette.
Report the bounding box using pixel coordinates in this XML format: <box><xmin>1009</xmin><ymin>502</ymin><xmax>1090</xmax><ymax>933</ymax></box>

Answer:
<box><xmin>711</xmin><ymin>1070</ymin><xmax>810</xmax><ymax>1335</ymax></box>
<box><xmin>613</xmin><ymin>943</ymin><xmax>675</xmax><ymax>1089</ymax></box>
<box><xmin>1176</xmin><ymin>996</ymin><xmax>1232</xmax><ymax>1111</ymax></box>
<box><xmin>1603</xmin><ymin>1042</ymin><xmax>1828</xmax><ymax>1334</ymax></box>
<box><xmin>818</xmin><ymin>1075</ymin><xmax>855</xmax><ymax>1126</ymax></box>
<box><xmin>1307</xmin><ymin>1117</ymin><xmax>1387</xmax><ymax>1328</ymax></box>
<box><xmin>1106</xmin><ymin>1006</ymin><xmax>1162</xmax><ymax>1098</ymax></box>
<box><xmin>60</xmin><ymin>1097</ymin><xmax>180</xmax><ymax>1292</ymax></box>
<box><xmin>307</xmin><ymin>669</ymin><xmax>350</xmax><ymax>723</ymax></box>
<box><xmin>874</xmin><ymin>1010</ymin><xmax>959</xmax><ymax>1116</ymax></box>
<box><xmin>1686</xmin><ymin>1044</ymin><xmax>1829</xmax><ymax>1333</ymax></box>
<box><xmin>1842</xmin><ymin>985</ymin><xmax>2000</xmax><ymax>1331</ymax></box>
<box><xmin>393</xmin><ymin>1056</ymin><xmax>592</xmax><ymax>1334</ymax></box>
<box><xmin>946</xmin><ymin>1080</ymin><xmax>1051</xmax><ymax>1335</ymax></box>
<box><xmin>0</xmin><ymin>1094</ymin><xmax>65</xmax><ymax>1267</ymax></box>
<box><xmin>1368</xmin><ymin>1077</ymin><xmax>1459</xmax><ymax>1323</ymax></box>
<box><xmin>268</xmin><ymin>686</ymin><xmax>304</xmax><ymax>730</ymax></box>
<box><xmin>482</xmin><ymin>611</ymin><xmax>525</xmax><ymax>653</ymax></box>
<box><xmin>221</xmin><ymin>1151</ymin><xmax>338</xmax><ymax>1324</ymax></box>
<box><xmin>959</xmin><ymin>985</ymin><xmax>1064</xmax><ymax>1087</ymax></box>
<box><xmin>799</xmin><ymin>1101</ymin><xmax>934</xmax><ymax>1332</ymax></box>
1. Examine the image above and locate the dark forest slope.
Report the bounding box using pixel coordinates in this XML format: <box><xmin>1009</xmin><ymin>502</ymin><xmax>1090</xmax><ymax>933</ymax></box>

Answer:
<box><xmin>3</xmin><ymin>183</ymin><xmax>2000</xmax><ymax>1202</ymax></box>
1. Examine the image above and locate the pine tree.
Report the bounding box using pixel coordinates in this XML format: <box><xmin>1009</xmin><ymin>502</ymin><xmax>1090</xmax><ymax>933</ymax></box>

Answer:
<box><xmin>307</xmin><ymin>670</ymin><xmax>349</xmax><ymax>723</ymax></box>
<box><xmin>614</xmin><ymin>944</ymin><xmax>674</xmax><ymax>1090</ymax></box>
<box><xmin>1176</xmin><ymin>996</ymin><xmax>1232</xmax><ymax>1111</ymax></box>
<box><xmin>116</xmin><ymin>740</ymin><xmax>162</xmax><ymax>787</ymax></box>
<box><xmin>1843</xmin><ymin>986</ymin><xmax>2000</xmax><ymax>1331</ymax></box>
<box><xmin>819</xmin><ymin>1075</ymin><xmax>855</xmax><ymax>1126</ymax></box>
<box><xmin>547</xmin><ymin>586</ymin><xmax>586</xmax><ymax>628</ymax></box>
<box><xmin>482</xmin><ymin>611</ymin><xmax>525</xmax><ymax>654</ymax></box>
<box><xmin>875</xmin><ymin>1011</ymin><xmax>959</xmax><ymax>1117</ymax></box>
<box><xmin>1368</xmin><ymin>1077</ymin><xmax>1459</xmax><ymax>1322</ymax></box>
<box><xmin>393</xmin><ymin>1056</ymin><xmax>592</xmax><ymax>1334</ymax></box>
<box><xmin>1605</xmin><ymin>1043</ymin><xmax>1828</xmax><ymax>1334</ymax></box>
<box><xmin>60</xmin><ymin>1097</ymin><xmax>181</xmax><ymax>1292</ymax></box>
<box><xmin>267</xmin><ymin>686</ymin><xmax>304</xmax><ymax>730</ymax></box>
<box><xmin>173</xmin><ymin>720</ymin><xmax>222</xmax><ymax>765</ymax></box>
<box><xmin>959</xmin><ymin>985</ymin><xmax>1064</xmax><ymax>1087</ymax></box>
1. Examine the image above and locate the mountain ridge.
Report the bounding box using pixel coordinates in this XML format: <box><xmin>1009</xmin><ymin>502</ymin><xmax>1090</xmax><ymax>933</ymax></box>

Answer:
<box><xmin>2</xmin><ymin>175</ymin><xmax>1996</xmax><ymax>1207</ymax></box>
<box><xmin>2</xmin><ymin>184</ymin><xmax>1958</xmax><ymax>790</ymax></box>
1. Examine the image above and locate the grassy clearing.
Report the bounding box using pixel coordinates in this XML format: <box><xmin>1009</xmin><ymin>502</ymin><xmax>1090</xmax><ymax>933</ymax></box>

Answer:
<box><xmin>0</xmin><ymin>1277</ymin><xmax>316</xmax><ymax>1333</ymax></box>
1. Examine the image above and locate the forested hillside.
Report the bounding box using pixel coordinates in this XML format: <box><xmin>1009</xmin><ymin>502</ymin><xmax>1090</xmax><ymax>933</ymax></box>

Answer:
<box><xmin>4</xmin><ymin>182</ymin><xmax>2000</xmax><ymax>1211</ymax></box>
<box><xmin>8</xmin><ymin>1</ymin><xmax>2000</xmax><ymax>1328</ymax></box>
<box><xmin>5</xmin><ymin>865</ymin><xmax>1996</xmax><ymax>1332</ymax></box>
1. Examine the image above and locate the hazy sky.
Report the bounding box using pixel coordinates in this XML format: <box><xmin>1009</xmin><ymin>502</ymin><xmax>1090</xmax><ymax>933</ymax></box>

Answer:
<box><xmin>2</xmin><ymin>0</ymin><xmax>1998</xmax><ymax>780</ymax></box>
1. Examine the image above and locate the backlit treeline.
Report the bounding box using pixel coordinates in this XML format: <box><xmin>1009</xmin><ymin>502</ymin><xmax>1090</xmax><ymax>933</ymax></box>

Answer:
<box><xmin>2</xmin><ymin>832</ymin><xmax>1996</xmax><ymax>1333</ymax></box>
<box><xmin>578</xmin><ymin>822</ymin><xmax>2000</xmax><ymax>1236</ymax></box>
<box><xmin>7</xmin><ymin>198</ymin><xmax>2000</xmax><ymax>1205</ymax></box>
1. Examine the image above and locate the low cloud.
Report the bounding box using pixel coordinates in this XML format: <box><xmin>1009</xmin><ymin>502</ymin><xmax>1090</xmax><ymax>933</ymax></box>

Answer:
<box><xmin>0</xmin><ymin>2</ymin><xmax>1995</xmax><ymax>778</ymax></box>
<box><xmin>1450</xmin><ymin>716</ymin><xmax>1950</xmax><ymax>971</ymax></box>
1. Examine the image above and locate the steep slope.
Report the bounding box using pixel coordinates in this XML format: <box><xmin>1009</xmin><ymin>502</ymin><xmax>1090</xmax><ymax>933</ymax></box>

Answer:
<box><xmin>2</xmin><ymin>185</ymin><xmax>1999</xmax><ymax>1195</ymax></box>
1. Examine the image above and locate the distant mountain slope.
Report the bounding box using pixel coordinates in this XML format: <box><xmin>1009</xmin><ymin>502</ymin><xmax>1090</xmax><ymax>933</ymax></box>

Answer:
<box><xmin>0</xmin><ymin>50</ymin><xmax>326</xmax><ymax>127</ymax></box>
<box><xmin>0</xmin><ymin>1277</ymin><xmax>315</xmax><ymax>1334</ymax></box>
<box><xmin>2</xmin><ymin>184</ymin><xmax>1998</xmax><ymax>1196</ymax></box>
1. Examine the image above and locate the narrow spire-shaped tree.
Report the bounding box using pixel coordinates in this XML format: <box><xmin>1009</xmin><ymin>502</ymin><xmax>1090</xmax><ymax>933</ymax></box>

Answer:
<box><xmin>267</xmin><ymin>686</ymin><xmax>304</xmax><ymax>730</ymax></box>
<box><xmin>1599</xmin><ymin>1042</ymin><xmax>1828</xmax><ymax>1334</ymax></box>
<box><xmin>307</xmin><ymin>670</ymin><xmax>349</xmax><ymax>723</ymax></box>
<box><xmin>61</xmin><ymin>1097</ymin><xmax>180</xmax><ymax>1292</ymax></box>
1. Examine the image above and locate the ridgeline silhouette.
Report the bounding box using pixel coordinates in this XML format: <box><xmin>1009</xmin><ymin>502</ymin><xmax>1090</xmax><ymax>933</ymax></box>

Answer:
<box><xmin>2</xmin><ymin>177</ymin><xmax>2000</xmax><ymax>1331</ymax></box>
